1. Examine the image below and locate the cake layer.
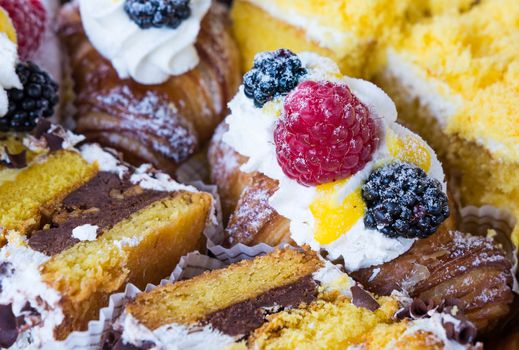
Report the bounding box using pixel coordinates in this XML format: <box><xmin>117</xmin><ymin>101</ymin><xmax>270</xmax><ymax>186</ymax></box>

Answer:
<box><xmin>27</xmin><ymin>171</ymin><xmax>170</xmax><ymax>256</ymax></box>
<box><xmin>126</xmin><ymin>249</ymin><xmax>323</xmax><ymax>330</ymax></box>
<box><xmin>0</xmin><ymin>150</ymin><xmax>97</xmax><ymax>240</ymax></box>
<box><xmin>231</xmin><ymin>0</ymin><xmax>478</xmax><ymax>75</ymax></box>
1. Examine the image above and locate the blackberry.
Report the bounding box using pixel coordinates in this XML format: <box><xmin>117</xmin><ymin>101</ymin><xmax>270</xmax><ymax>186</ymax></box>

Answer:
<box><xmin>243</xmin><ymin>49</ymin><xmax>307</xmax><ymax>108</ymax></box>
<box><xmin>124</xmin><ymin>0</ymin><xmax>191</xmax><ymax>29</ymax></box>
<box><xmin>362</xmin><ymin>162</ymin><xmax>450</xmax><ymax>239</ymax></box>
<box><xmin>1</xmin><ymin>62</ymin><xmax>59</xmax><ymax>132</ymax></box>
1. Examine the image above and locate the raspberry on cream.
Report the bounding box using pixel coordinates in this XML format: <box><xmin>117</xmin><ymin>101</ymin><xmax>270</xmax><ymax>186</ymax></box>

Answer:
<box><xmin>222</xmin><ymin>51</ymin><xmax>448</xmax><ymax>272</ymax></box>
<box><xmin>78</xmin><ymin>0</ymin><xmax>211</xmax><ymax>85</ymax></box>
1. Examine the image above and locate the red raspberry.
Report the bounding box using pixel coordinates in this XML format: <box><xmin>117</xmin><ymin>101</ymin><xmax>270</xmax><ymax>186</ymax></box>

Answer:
<box><xmin>274</xmin><ymin>80</ymin><xmax>379</xmax><ymax>186</ymax></box>
<box><xmin>0</xmin><ymin>0</ymin><xmax>46</xmax><ymax>60</ymax></box>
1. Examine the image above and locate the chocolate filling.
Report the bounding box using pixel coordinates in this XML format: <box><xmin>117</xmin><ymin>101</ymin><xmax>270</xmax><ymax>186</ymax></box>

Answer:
<box><xmin>202</xmin><ymin>274</ymin><xmax>318</xmax><ymax>338</ymax></box>
<box><xmin>28</xmin><ymin>171</ymin><xmax>170</xmax><ymax>256</ymax></box>
<box><xmin>0</xmin><ymin>304</ymin><xmax>17</xmax><ymax>348</ymax></box>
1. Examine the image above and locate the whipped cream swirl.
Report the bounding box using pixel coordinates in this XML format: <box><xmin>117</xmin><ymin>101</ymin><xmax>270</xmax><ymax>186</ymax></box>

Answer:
<box><xmin>0</xmin><ymin>33</ymin><xmax>21</xmax><ymax>117</ymax></box>
<box><xmin>223</xmin><ymin>53</ymin><xmax>446</xmax><ymax>272</ymax></box>
<box><xmin>78</xmin><ymin>0</ymin><xmax>211</xmax><ymax>85</ymax></box>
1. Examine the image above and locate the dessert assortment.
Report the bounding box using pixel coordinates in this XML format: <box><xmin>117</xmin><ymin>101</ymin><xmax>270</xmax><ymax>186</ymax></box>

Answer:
<box><xmin>0</xmin><ymin>0</ymin><xmax>516</xmax><ymax>349</ymax></box>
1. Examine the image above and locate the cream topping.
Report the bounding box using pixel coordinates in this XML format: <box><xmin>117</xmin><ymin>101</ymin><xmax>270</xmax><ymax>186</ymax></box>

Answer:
<box><xmin>400</xmin><ymin>313</ymin><xmax>472</xmax><ymax>350</ymax></box>
<box><xmin>71</xmin><ymin>224</ymin><xmax>99</xmax><ymax>241</ymax></box>
<box><xmin>118</xmin><ymin>313</ymin><xmax>236</xmax><ymax>350</ymax></box>
<box><xmin>0</xmin><ymin>33</ymin><xmax>21</xmax><ymax>117</ymax></box>
<box><xmin>312</xmin><ymin>260</ymin><xmax>355</xmax><ymax>297</ymax></box>
<box><xmin>78</xmin><ymin>0</ymin><xmax>210</xmax><ymax>85</ymax></box>
<box><xmin>222</xmin><ymin>52</ymin><xmax>446</xmax><ymax>272</ymax></box>
<box><xmin>0</xmin><ymin>243</ymin><xmax>64</xmax><ymax>346</ymax></box>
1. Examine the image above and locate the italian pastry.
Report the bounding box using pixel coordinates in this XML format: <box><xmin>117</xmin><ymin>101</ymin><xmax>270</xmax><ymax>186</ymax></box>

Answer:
<box><xmin>229</xmin><ymin>0</ymin><xmax>476</xmax><ymax>75</ymax></box>
<box><xmin>58</xmin><ymin>0</ymin><xmax>241</xmax><ymax>173</ymax></box>
<box><xmin>0</xmin><ymin>130</ymin><xmax>214</xmax><ymax>345</ymax></box>
<box><xmin>107</xmin><ymin>248</ymin><xmax>482</xmax><ymax>350</ymax></box>
<box><xmin>374</xmin><ymin>0</ymin><xmax>519</xmax><ymax>245</ymax></box>
<box><xmin>208</xmin><ymin>50</ymin><xmax>514</xmax><ymax>331</ymax></box>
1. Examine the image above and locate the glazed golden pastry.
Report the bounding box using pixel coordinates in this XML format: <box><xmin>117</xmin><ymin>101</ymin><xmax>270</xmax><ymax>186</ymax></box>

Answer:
<box><xmin>58</xmin><ymin>2</ymin><xmax>240</xmax><ymax>173</ymax></box>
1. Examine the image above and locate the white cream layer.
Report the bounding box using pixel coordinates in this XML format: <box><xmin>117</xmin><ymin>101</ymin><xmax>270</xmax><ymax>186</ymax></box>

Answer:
<box><xmin>223</xmin><ymin>53</ymin><xmax>446</xmax><ymax>272</ymax></box>
<box><xmin>0</xmin><ymin>33</ymin><xmax>21</xmax><ymax>117</ymax></box>
<box><xmin>0</xmin><ymin>244</ymin><xmax>64</xmax><ymax>346</ymax></box>
<box><xmin>119</xmin><ymin>313</ymin><xmax>236</xmax><ymax>350</ymax></box>
<box><xmin>79</xmin><ymin>0</ymin><xmax>210</xmax><ymax>85</ymax></box>
<box><xmin>79</xmin><ymin>143</ymin><xmax>196</xmax><ymax>193</ymax></box>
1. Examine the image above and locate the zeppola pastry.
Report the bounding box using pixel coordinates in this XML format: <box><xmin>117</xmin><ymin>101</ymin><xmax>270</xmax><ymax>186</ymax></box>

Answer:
<box><xmin>58</xmin><ymin>0</ymin><xmax>241</xmax><ymax>173</ymax></box>
<box><xmin>107</xmin><ymin>248</ymin><xmax>483</xmax><ymax>350</ymax></box>
<box><xmin>209</xmin><ymin>49</ymin><xmax>515</xmax><ymax>331</ymax></box>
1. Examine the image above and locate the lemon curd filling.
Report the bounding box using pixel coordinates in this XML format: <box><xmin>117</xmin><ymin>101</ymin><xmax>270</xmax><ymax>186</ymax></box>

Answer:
<box><xmin>0</xmin><ymin>7</ymin><xmax>16</xmax><ymax>43</ymax></box>
<box><xmin>311</xmin><ymin>184</ymin><xmax>365</xmax><ymax>245</ymax></box>
<box><xmin>386</xmin><ymin>128</ymin><xmax>431</xmax><ymax>172</ymax></box>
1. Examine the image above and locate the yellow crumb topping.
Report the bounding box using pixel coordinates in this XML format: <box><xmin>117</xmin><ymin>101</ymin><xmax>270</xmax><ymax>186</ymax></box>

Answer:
<box><xmin>0</xmin><ymin>7</ymin><xmax>16</xmax><ymax>43</ymax></box>
<box><xmin>250</xmin><ymin>296</ymin><xmax>398</xmax><ymax>350</ymax></box>
<box><xmin>386</xmin><ymin>128</ymin><xmax>431</xmax><ymax>172</ymax></box>
<box><xmin>392</xmin><ymin>0</ymin><xmax>519</xmax><ymax>161</ymax></box>
<box><xmin>310</xmin><ymin>183</ymin><xmax>365</xmax><ymax>245</ymax></box>
<box><xmin>232</xmin><ymin>0</ymin><xmax>475</xmax><ymax>74</ymax></box>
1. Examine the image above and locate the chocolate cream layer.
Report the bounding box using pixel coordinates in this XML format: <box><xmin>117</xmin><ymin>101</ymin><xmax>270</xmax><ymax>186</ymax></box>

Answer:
<box><xmin>202</xmin><ymin>274</ymin><xmax>318</xmax><ymax>337</ymax></box>
<box><xmin>28</xmin><ymin>171</ymin><xmax>171</xmax><ymax>256</ymax></box>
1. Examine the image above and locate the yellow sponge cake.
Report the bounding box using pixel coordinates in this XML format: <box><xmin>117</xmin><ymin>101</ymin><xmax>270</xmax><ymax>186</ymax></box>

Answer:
<box><xmin>230</xmin><ymin>0</ymin><xmax>476</xmax><ymax>75</ymax></box>
<box><xmin>375</xmin><ymin>0</ymin><xmax>519</xmax><ymax>244</ymax></box>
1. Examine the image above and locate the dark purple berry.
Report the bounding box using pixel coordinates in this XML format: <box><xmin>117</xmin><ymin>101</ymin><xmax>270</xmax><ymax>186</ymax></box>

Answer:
<box><xmin>124</xmin><ymin>0</ymin><xmax>191</xmax><ymax>30</ymax></box>
<box><xmin>362</xmin><ymin>162</ymin><xmax>450</xmax><ymax>239</ymax></box>
<box><xmin>243</xmin><ymin>49</ymin><xmax>307</xmax><ymax>108</ymax></box>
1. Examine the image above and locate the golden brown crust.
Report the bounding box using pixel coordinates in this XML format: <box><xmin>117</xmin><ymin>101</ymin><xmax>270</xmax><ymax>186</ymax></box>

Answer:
<box><xmin>351</xmin><ymin>229</ymin><xmax>514</xmax><ymax>332</ymax></box>
<box><xmin>58</xmin><ymin>3</ymin><xmax>241</xmax><ymax>174</ymax></box>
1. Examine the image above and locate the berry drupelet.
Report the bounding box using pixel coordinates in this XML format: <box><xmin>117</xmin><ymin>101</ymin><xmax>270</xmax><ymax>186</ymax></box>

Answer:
<box><xmin>243</xmin><ymin>49</ymin><xmax>307</xmax><ymax>108</ymax></box>
<box><xmin>362</xmin><ymin>162</ymin><xmax>450</xmax><ymax>239</ymax></box>
<box><xmin>0</xmin><ymin>62</ymin><xmax>59</xmax><ymax>132</ymax></box>
<box><xmin>124</xmin><ymin>0</ymin><xmax>191</xmax><ymax>30</ymax></box>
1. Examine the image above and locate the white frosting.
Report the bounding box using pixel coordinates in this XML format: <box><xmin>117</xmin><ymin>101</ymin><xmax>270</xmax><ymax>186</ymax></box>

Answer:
<box><xmin>385</xmin><ymin>49</ymin><xmax>460</xmax><ymax>128</ymax></box>
<box><xmin>71</xmin><ymin>224</ymin><xmax>99</xmax><ymax>241</ymax></box>
<box><xmin>119</xmin><ymin>313</ymin><xmax>236</xmax><ymax>350</ymax></box>
<box><xmin>80</xmin><ymin>144</ymin><xmax>197</xmax><ymax>193</ymax></box>
<box><xmin>400</xmin><ymin>313</ymin><xmax>471</xmax><ymax>350</ymax></box>
<box><xmin>131</xmin><ymin>164</ymin><xmax>197</xmax><ymax>193</ymax></box>
<box><xmin>248</xmin><ymin>1</ymin><xmax>353</xmax><ymax>52</ymax></box>
<box><xmin>0</xmin><ymin>33</ymin><xmax>21</xmax><ymax>117</ymax></box>
<box><xmin>312</xmin><ymin>260</ymin><xmax>355</xmax><ymax>297</ymax></box>
<box><xmin>113</xmin><ymin>236</ymin><xmax>142</xmax><ymax>250</ymax></box>
<box><xmin>78</xmin><ymin>0</ymin><xmax>211</xmax><ymax>85</ymax></box>
<box><xmin>223</xmin><ymin>52</ymin><xmax>446</xmax><ymax>272</ymax></box>
<box><xmin>0</xmin><ymin>244</ymin><xmax>64</xmax><ymax>346</ymax></box>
